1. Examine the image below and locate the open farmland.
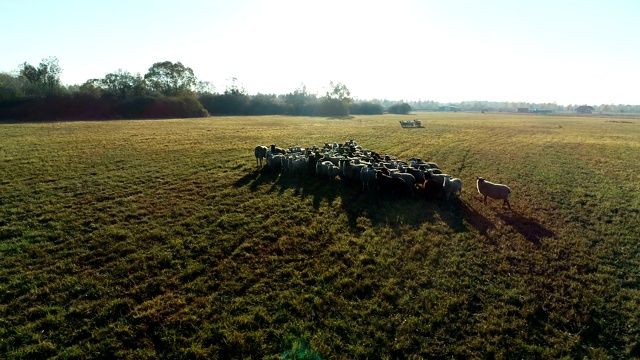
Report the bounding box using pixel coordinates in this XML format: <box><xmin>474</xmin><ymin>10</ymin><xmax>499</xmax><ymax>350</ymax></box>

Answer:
<box><xmin>1</xmin><ymin>113</ymin><xmax>639</xmax><ymax>359</ymax></box>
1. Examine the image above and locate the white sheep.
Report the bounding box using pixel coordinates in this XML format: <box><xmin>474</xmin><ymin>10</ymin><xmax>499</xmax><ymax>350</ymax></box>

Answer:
<box><xmin>316</xmin><ymin>160</ymin><xmax>333</xmax><ymax>177</ymax></box>
<box><xmin>267</xmin><ymin>152</ymin><xmax>285</xmax><ymax>171</ymax></box>
<box><xmin>426</xmin><ymin>169</ymin><xmax>448</xmax><ymax>187</ymax></box>
<box><xmin>443</xmin><ymin>175</ymin><xmax>462</xmax><ymax>200</ymax></box>
<box><xmin>476</xmin><ymin>177</ymin><xmax>511</xmax><ymax>209</ymax></box>
<box><xmin>289</xmin><ymin>155</ymin><xmax>305</xmax><ymax>175</ymax></box>
<box><xmin>360</xmin><ymin>165</ymin><xmax>377</xmax><ymax>190</ymax></box>
<box><xmin>254</xmin><ymin>145</ymin><xmax>268</xmax><ymax>167</ymax></box>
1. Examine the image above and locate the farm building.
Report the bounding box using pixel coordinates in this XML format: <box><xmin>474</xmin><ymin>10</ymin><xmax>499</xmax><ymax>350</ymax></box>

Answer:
<box><xmin>576</xmin><ymin>105</ymin><xmax>595</xmax><ymax>114</ymax></box>
<box><xmin>517</xmin><ymin>108</ymin><xmax>529</xmax><ymax>113</ymax></box>
<box><xmin>439</xmin><ymin>105</ymin><xmax>461</xmax><ymax>112</ymax></box>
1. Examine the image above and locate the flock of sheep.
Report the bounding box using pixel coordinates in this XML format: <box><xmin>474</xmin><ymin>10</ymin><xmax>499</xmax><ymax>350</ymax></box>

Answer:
<box><xmin>254</xmin><ymin>141</ymin><xmax>511</xmax><ymax>208</ymax></box>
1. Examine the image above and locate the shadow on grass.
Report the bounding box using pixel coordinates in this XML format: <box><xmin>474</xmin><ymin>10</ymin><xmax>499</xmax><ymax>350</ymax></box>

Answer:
<box><xmin>232</xmin><ymin>166</ymin><xmax>281</xmax><ymax>192</ymax></box>
<box><xmin>233</xmin><ymin>168</ymin><xmax>449</xmax><ymax>232</ymax></box>
<box><xmin>233</xmin><ymin>169</ymin><xmax>559</xmax><ymax>239</ymax></box>
<box><xmin>497</xmin><ymin>212</ymin><xmax>556</xmax><ymax>245</ymax></box>
<box><xmin>442</xmin><ymin>199</ymin><xmax>496</xmax><ymax>236</ymax></box>
<box><xmin>233</xmin><ymin>167</ymin><xmax>342</xmax><ymax>208</ymax></box>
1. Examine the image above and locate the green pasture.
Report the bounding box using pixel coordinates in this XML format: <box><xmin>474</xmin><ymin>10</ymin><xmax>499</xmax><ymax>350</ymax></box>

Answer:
<box><xmin>0</xmin><ymin>113</ymin><xmax>638</xmax><ymax>358</ymax></box>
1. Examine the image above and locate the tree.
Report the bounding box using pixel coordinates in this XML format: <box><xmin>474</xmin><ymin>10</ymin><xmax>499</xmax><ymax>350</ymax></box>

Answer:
<box><xmin>350</xmin><ymin>101</ymin><xmax>383</xmax><ymax>115</ymax></box>
<box><xmin>326</xmin><ymin>81</ymin><xmax>351</xmax><ymax>104</ymax></box>
<box><xmin>101</xmin><ymin>69</ymin><xmax>146</xmax><ymax>99</ymax></box>
<box><xmin>77</xmin><ymin>79</ymin><xmax>104</xmax><ymax>98</ymax></box>
<box><xmin>387</xmin><ymin>102</ymin><xmax>412</xmax><ymax>114</ymax></box>
<box><xmin>144</xmin><ymin>61</ymin><xmax>197</xmax><ymax>96</ymax></box>
<box><xmin>319</xmin><ymin>81</ymin><xmax>352</xmax><ymax>117</ymax></box>
<box><xmin>0</xmin><ymin>72</ymin><xmax>27</xmax><ymax>100</ymax></box>
<box><xmin>196</xmin><ymin>80</ymin><xmax>216</xmax><ymax>94</ymax></box>
<box><xmin>18</xmin><ymin>56</ymin><xmax>63</xmax><ymax>97</ymax></box>
<box><xmin>284</xmin><ymin>84</ymin><xmax>318</xmax><ymax>115</ymax></box>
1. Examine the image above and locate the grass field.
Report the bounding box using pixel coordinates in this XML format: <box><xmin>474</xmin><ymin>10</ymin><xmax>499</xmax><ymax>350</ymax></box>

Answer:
<box><xmin>1</xmin><ymin>113</ymin><xmax>639</xmax><ymax>359</ymax></box>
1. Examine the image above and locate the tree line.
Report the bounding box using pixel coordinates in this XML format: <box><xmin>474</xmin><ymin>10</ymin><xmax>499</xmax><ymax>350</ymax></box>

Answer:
<box><xmin>0</xmin><ymin>57</ymin><xmax>414</xmax><ymax>121</ymax></box>
<box><xmin>390</xmin><ymin>99</ymin><xmax>640</xmax><ymax>114</ymax></box>
<box><xmin>3</xmin><ymin>57</ymin><xmax>636</xmax><ymax>121</ymax></box>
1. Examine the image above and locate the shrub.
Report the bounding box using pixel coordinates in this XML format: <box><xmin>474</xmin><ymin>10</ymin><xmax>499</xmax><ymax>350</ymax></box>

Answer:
<box><xmin>387</xmin><ymin>102</ymin><xmax>412</xmax><ymax>114</ymax></box>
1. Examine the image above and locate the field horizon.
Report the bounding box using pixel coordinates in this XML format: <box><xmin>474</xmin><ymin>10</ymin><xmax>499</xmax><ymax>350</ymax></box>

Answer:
<box><xmin>1</xmin><ymin>113</ymin><xmax>638</xmax><ymax>358</ymax></box>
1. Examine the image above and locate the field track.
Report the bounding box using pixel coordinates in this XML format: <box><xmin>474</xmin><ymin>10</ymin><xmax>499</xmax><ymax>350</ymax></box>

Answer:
<box><xmin>1</xmin><ymin>113</ymin><xmax>639</xmax><ymax>358</ymax></box>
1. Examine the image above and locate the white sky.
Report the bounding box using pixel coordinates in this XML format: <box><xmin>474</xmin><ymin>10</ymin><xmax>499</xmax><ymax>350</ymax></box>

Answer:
<box><xmin>1</xmin><ymin>0</ymin><xmax>638</xmax><ymax>105</ymax></box>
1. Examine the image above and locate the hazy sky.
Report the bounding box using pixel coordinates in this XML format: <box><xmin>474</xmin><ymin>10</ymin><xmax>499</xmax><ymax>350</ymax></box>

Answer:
<box><xmin>1</xmin><ymin>0</ymin><xmax>638</xmax><ymax>105</ymax></box>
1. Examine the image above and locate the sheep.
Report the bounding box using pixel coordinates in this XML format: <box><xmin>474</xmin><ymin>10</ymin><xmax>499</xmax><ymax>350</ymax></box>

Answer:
<box><xmin>289</xmin><ymin>155</ymin><xmax>305</xmax><ymax>175</ymax></box>
<box><xmin>376</xmin><ymin>171</ymin><xmax>407</xmax><ymax>196</ymax></box>
<box><xmin>422</xmin><ymin>179</ymin><xmax>442</xmax><ymax>201</ymax></box>
<box><xmin>266</xmin><ymin>151</ymin><xmax>285</xmax><ymax>172</ymax></box>
<box><xmin>282</xmin><ymin>154</ymin><xmax>292</xmax><ymax>174</ymax></box>
<box><xmin>443</xmin><ymin>175</ymin><xmax>462</xmax><ymax>201</ymax></box>
<box><xmin>315</xmin><ymin>160</ymin><xmax>333</xmax><ymax>177</ymax></box>
<box><xmin>270</xmin><ymin>144</ymin><xmax>287</xmax><ymax>155</ymax></box>
<box><xmin>425</xmin><ymin>169</ymin><xmax>448</xmax><ymax>187</ymax></box>
<box><xmin>327</xmin><ymin>163</ymin><xmax>342</xmax><ymax>181</ymax></box>
<box><xmin>307</xmin><ymin>152</ymin><xmax>320</xmax><ymax>174</ymax></box>
<box><xmin>326</xmin><ymin>154</ymin><xmax>344</xmax><ymax>166</ymax></box>
<box><xmin>389</xmin><ymin>169</ymin><xmax>416</xmax><ymax>197</ymax></box>
<box><xmin>339</xmin><ymin>159</ymin><xmax>365</xmax><ymax>184</ymax></box>
<box><xmin>360</xmin><ymin>164</ymin><xmax>377</xmax><ymax>191</ymax></box>
<box><xmin>406</xmin><ymin>167</ymin><xmax>424</xmax><ymax>184</ymax></box>
<box><xmin>254</xmin><ymin>145</ymin><xmax>268</xmax><ymax>167</ymax></box>
<box><xmin>476</xmin><ymin>177</ymin><xmax>511</xmax><ymax>209</ymax></box>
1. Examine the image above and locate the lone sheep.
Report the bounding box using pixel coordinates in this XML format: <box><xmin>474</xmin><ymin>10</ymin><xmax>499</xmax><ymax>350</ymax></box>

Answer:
<box><xmin>254</xmin><ymin>145</ymin><xmax>268</xmax><ymax>167</ymax></box>
<box><xmin>476</xmin><ymin>177</ymin><xmax>511</xmax><ymax>209</ymax></box>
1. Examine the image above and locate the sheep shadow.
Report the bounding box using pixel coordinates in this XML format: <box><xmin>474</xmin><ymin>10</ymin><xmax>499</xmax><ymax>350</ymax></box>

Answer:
<box><xmin>497</xmin><ymin>212</ymin><xmax>555</xmax><ymax>245</ymax></box>
<box><xmin>441</xmin><ymin>199</ymin><xmax>496</xmax><ymax>237</ymax></box>
<box><xmin>232</xmin><ymin>165</ymin><xmax>347</xmax><ymax>209</ymax></box>
<box><xmin>232</xmin><ymin>166</ymin><xmax>279</xmax><ymax>192</ymax></box>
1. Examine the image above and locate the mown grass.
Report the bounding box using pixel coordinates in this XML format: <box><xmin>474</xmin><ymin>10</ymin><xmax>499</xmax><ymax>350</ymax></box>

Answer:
<box><xmin>1</xmin><ymin>113</ymin><xmax>639</xmax><ymax>359</ymax></box>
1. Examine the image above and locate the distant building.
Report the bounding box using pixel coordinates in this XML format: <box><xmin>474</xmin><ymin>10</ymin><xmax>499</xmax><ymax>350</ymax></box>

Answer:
<box><xmin>517</xmin><ymin>108</ymin><xmax>529</xmax><ymax>113</ymax></box>
<box><xmin>576</xmin><ymin>105</ymin><xmax>595</xmax><ymax>114</ymax></box>
<box><xmin>439</xmin><ymin>105</ymin><xmax>461</xmax><ymax>112</ymax></box>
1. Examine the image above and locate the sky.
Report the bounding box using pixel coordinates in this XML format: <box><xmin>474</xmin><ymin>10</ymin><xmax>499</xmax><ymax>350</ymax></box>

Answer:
<box><xmin>1</xmin><ymin>0</ymin><xmax>639</xmax><ymax>105</ymax></box>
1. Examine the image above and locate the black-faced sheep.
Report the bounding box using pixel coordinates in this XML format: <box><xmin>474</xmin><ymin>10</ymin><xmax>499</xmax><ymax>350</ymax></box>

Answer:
<box><xmin>476</xmin><ymin>177</ymin><xmax>511</xmax><ymax>209</ymax></box>
<box><xmin>389</xmin><ymin>169</ymin><xmax>416</xmax><ymax>197</ymax></box>
<box><xmin>377</xmin><ymin>171</ymin><xmax>407</xmax><ymax>196</ymax></box>
<box><xmin>270</xmin><ymin>144</ymin><xmax>287</xmax><ymax>155</ymax></box>
<box><xmin>422</xmin><ymin>178</ymin><xmax>442</xmax><ymax>201</ymax></box>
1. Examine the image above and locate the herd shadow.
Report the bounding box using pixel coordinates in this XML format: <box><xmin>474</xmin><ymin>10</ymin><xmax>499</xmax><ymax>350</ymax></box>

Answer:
<box><xmin>234</xmin><ymin>167</ymin><xmax>439</xmax><ymax>232</ymax></box>
<box><xmin>233</xmin><ymin>167</ymin><xmax>556</xmax><ymax>244</ymax></box>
